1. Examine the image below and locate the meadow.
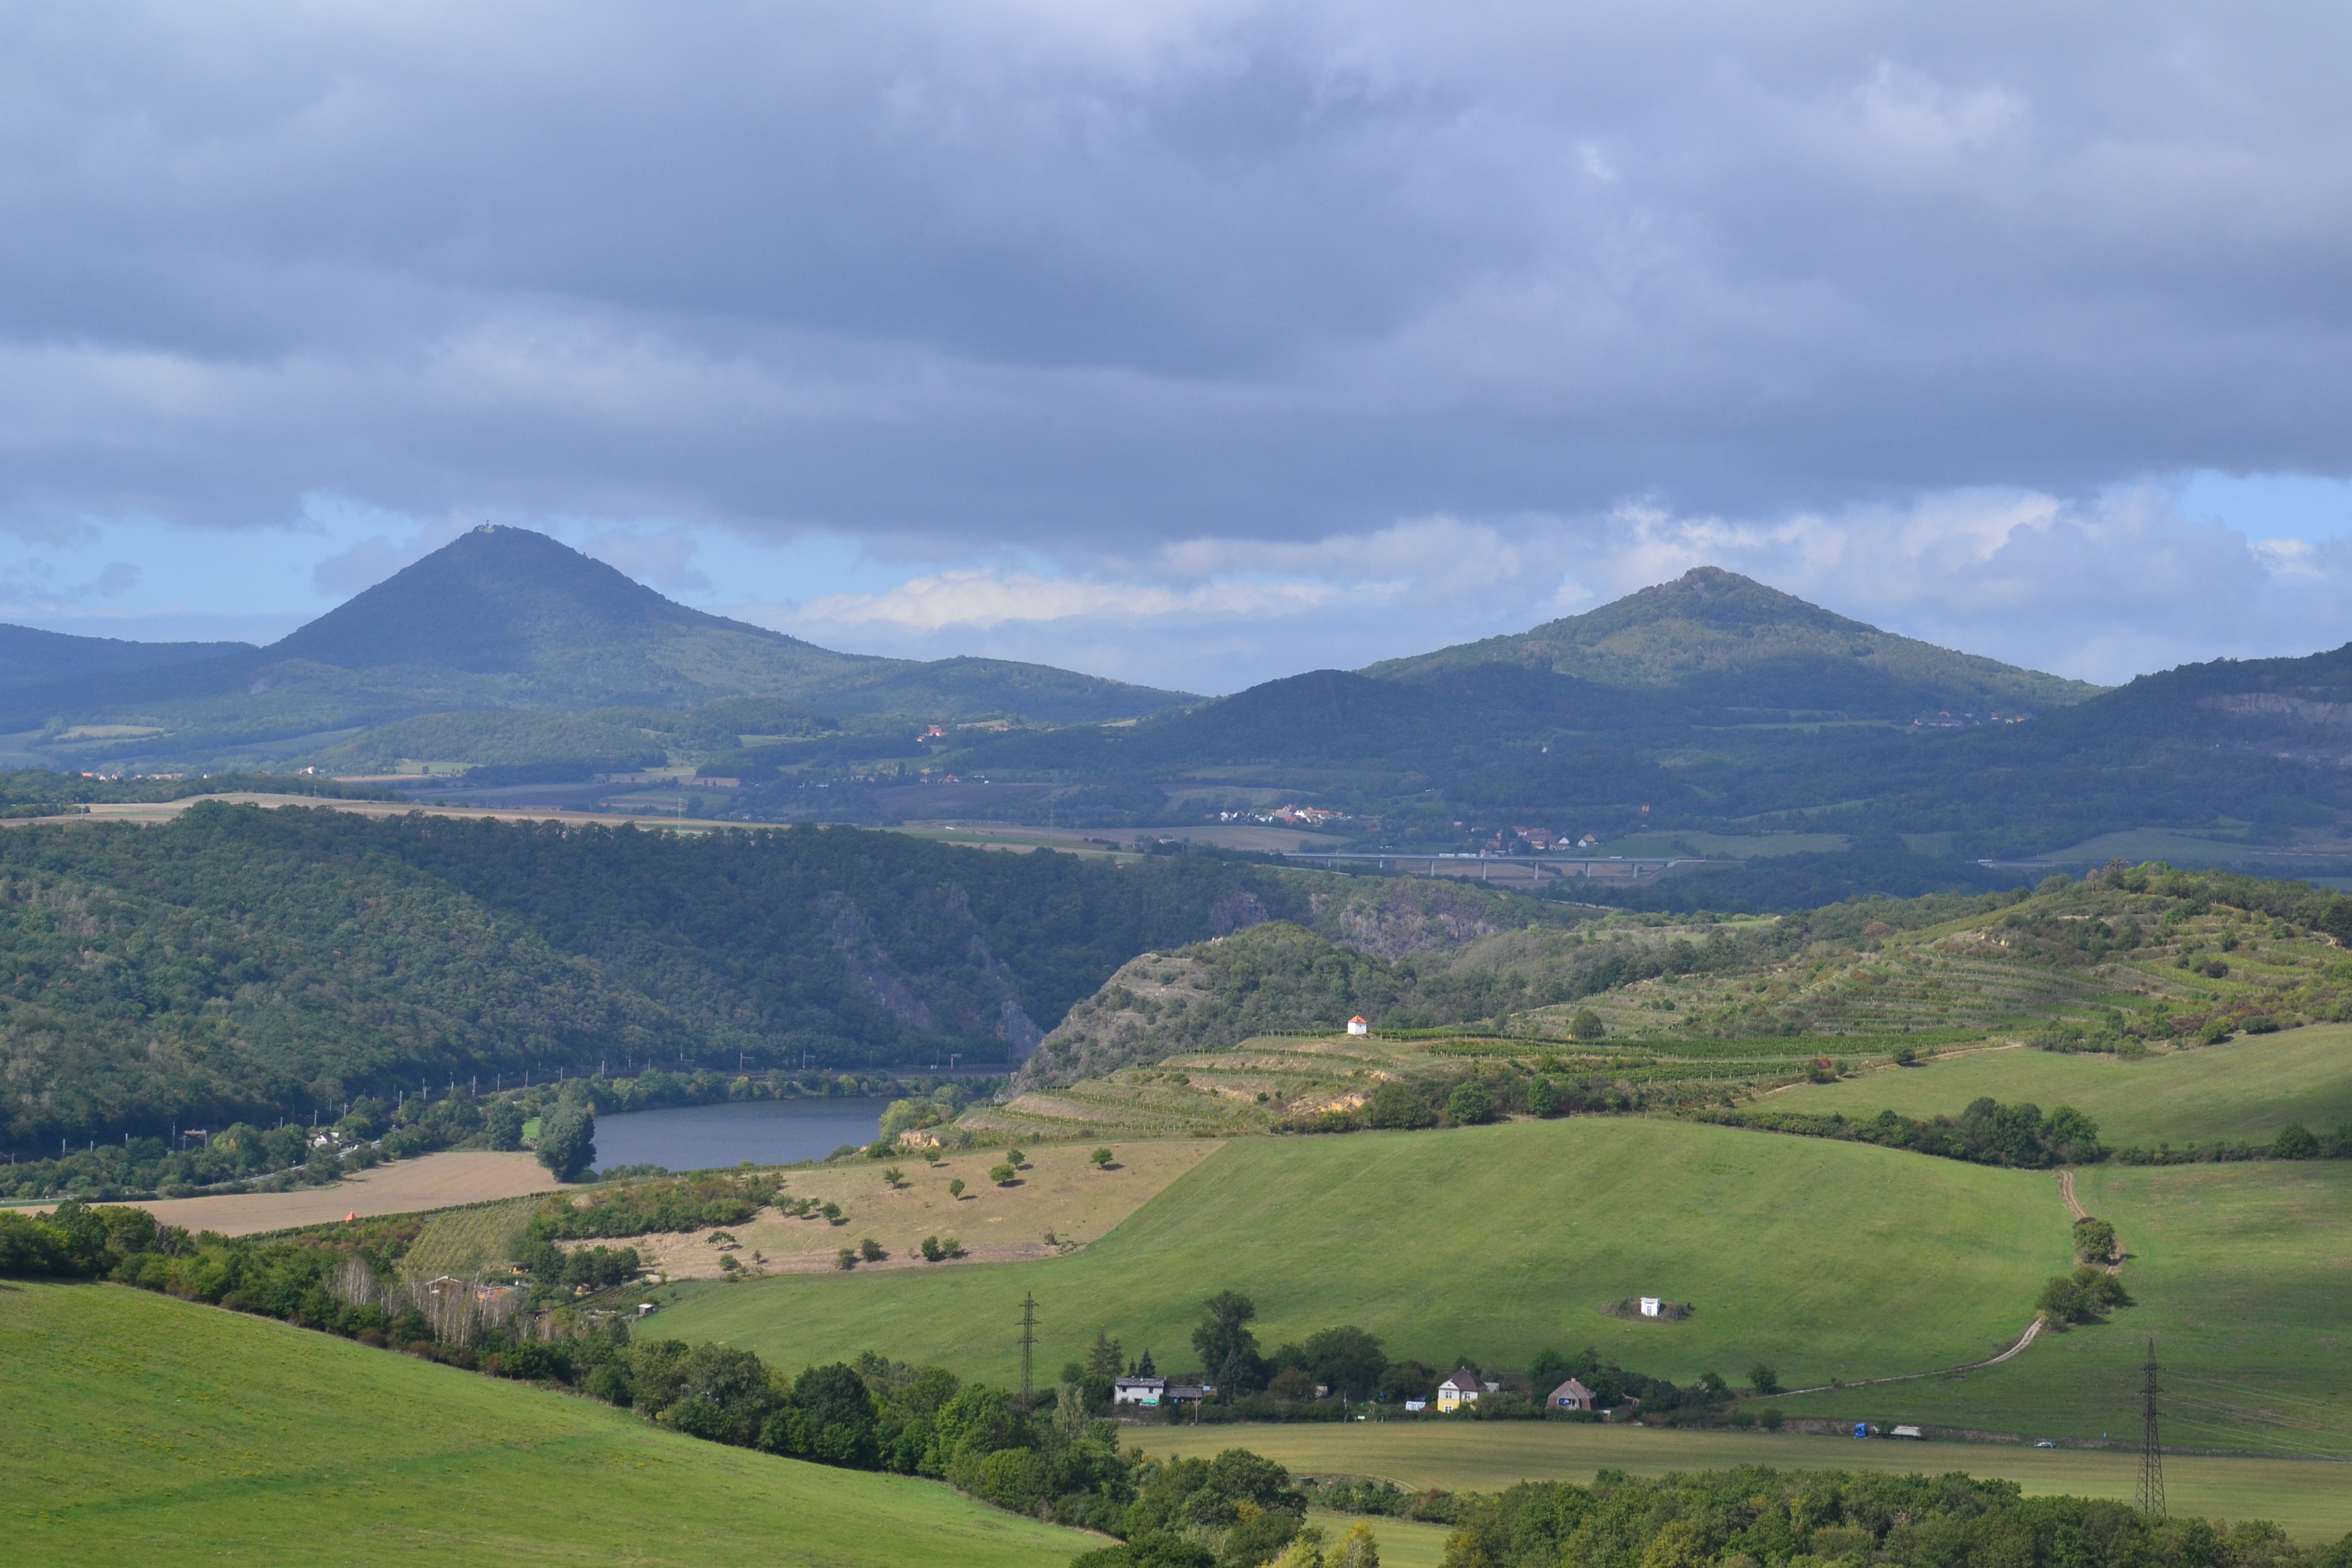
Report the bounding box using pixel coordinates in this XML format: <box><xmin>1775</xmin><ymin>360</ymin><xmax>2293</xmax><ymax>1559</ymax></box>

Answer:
<box><xmin>1141</xmin><ymin>1422</ymin><xmax>2352</xmax><ymax>1544</ymax></box>
<box><xmin>656</xmin><ymin>1117</ymin><xmax>2065</xmax><ymax>1396</ymax></box>
<box><xmin>0</xmin><ymin>1279</ymin><xmax>1094</xmax><ymax>1567</ymax></box>
<box><xmin>1767</xmin><ymin>1027</ymin><xmax>2352</xmax><ymax>1149</ymax></box>
<box><xmin>1767</xmin><ymin>1159</ymin><xmax>2352</xmax><ymax>1460</ymax></box>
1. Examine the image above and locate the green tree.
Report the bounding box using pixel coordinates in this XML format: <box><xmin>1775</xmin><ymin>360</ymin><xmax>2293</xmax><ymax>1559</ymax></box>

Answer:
<box><xmin>834</xmin><ymin>1246</ymin><xmax>856</xmax><ymax>1270</ymax></box>
<box><xmin>990</xmin><ymin>1164</ymin><xmax>1017</xmax><ymax>1186</ymax></box>
<box><xmin>1448</xmin><ymin>1081</ymin><xmax>1495</xmax><ymax>1126</ymax></box>
<box><xmin>485</xmin><ymin>1100</ymin><xmax>526</xmax><ymax>1150</ymax></box>
<box><xmin>947</xmin><ymin>1177</ymin><xmax>966</xmax><ymax>1199</ymax></box>
<box><xmin>1365</xmin><ymin>1081</ymin><xmax>1435</xmax><ymax>1130</ymax></box>
<box><xmin>1331</xmin><ymin>1520</ymin><xmax>1380</xmax><ymax>1568</ymax></box>
<box><xmin>1091</xmin><ymin>1147</ymin><xmax>1115</xmax><ymax>1168</ymax></box>
<box><xmin>1527</xmin><ymin>1078</ymin><xmax>1559</xmax><ymax>1117</ymax></box>
<box><xmin>881</xmin><ymin>1166</ymin><xmax>904</xmax><ymax>1188</ymax></box>
<box><xmin>2072</xmin><ymin>1217</ymin><xmax>2119</xmax><ymax>1264</ymax></box>
<box><xmin>1192</xmin><ymin>1290</ymin><xmax>1267</xmax><ymax>1395</ymax></box>
<box><xmin>535</xmin><ymin>1103</ymin><xmax>596</xmax><ymax>1181</ymax></box>
<box><xmin>1298</xmin><ymin>1325</ymin><xmax>1387</xmax><ymax>1401</ymax></box>
<box><xmin>2043</xmin><ymin>1104</ymin><xmax>2102</xmax><ymax>1160</ymax></box>
<box><xmin>2272</xmin><ymin>1123</ymin><xmax>2321</xmax><ymax>1159</ymax></box>
<box><xmin>1570</xmin><ymin>1009</ymin><xmax>1605</xmax><ymax>1041</ymax></box>
<box><xmin>1748</xmin><ymin>1362</ymin><xmax>1781</xmax><ymax>1395</ymax></box>
<box><xmin>858</xmin><ymin>1236</ymin><xmax>885</xmax><ymax>1262</ymax></box>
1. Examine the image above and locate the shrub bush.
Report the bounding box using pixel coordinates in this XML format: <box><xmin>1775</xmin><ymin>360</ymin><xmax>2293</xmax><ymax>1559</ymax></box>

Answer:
<box><xmin>1448</xmin><ymin>1081</ymin><xmax>1496</xmax><ymax>1126</ymax></box>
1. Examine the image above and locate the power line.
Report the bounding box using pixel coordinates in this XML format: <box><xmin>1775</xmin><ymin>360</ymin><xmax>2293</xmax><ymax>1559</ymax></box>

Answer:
<box><xmin>2138</xmin><ymin>1337</ymin><xmax>2166</xmax><ymax>1516</ymax></box>
<box><xmin>1018</xmin><ymin>1292</ymin><xmax>1039</xmax><ymax>1416</ymax></box>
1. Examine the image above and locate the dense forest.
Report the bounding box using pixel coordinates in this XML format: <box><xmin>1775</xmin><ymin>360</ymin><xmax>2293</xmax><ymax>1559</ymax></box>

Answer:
<box><xmin>0</xmin><ymin>805</ymin><xmax>1342</xmax><ymax>1149</ymax></box>
<box><xmin>0</xmin><ymin>805</ymin><xmax>1578</xmax><ymax>1152</ymax></box>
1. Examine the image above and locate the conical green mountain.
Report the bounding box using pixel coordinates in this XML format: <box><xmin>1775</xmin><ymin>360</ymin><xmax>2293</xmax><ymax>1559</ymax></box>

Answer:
<box><xmin>1366</xmin><ymin>566</ymin><xmax>2102</xmax><ymax>713</ymax></box>
<box><xmin>0</xmin><ymin>527</ymin><xmax>1195</xmax><ymax>764</ymax></box>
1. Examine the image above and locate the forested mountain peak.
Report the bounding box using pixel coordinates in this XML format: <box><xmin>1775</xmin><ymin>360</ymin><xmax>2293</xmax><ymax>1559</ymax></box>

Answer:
<box><xmin>1367</xmin><ymin>566</ymin><xmax>2102</xmax><ymax>714</ymax></box>
<box><xmin>0</xmin><ymin>529</ymin><xmax>1198</xmax><ymax>759</ymax></box>
<box><xmin>265</xmin><ymin>525</ymin><xmax>845</xmax><ymax>676</ymax></box>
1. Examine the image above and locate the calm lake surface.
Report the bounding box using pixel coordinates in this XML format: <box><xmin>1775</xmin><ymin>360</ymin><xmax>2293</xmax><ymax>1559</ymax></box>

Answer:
<box><xmin>593</xmin><ymin>1098</ymin><xmax>885</xmax><ymax>1172</ymax></box>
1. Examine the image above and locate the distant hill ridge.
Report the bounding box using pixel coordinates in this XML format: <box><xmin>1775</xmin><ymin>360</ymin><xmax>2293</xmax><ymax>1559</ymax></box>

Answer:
<box><xmin>1367</xmin><ymin>566</ymin><xmax>2102</xmax><ymax>714</ymax></box>
<box><xmin>0</xmin><ymin>623</ymin><xmax>253</xmax><ymax>691</ymax></box>
<box><xmin>0</xmin><ymin>527</ymin><xmax>1198</xmax><ymax>766</ymax></box>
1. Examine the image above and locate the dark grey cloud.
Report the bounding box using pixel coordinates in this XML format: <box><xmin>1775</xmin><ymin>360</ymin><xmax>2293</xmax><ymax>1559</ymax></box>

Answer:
<box><xmin>2</xmin><ymin>1</ymin><xmax>2349</xmax><ymax>565</ymax></box>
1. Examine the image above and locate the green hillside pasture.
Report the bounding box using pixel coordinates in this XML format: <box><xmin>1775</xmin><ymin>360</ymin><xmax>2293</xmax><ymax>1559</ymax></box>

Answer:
<box><xmin>1145</xmin><ymin>1424</ymin><xmax>2352</xmax><ymax>1544</ymax></box>
<box><xmin>1766</xmin><ymin>1026</ymin><xmax>2352</xmax><ymax>1149</ymax></box>
<box><xmin>657</xmin><ymin>1117</ymin><xmax>2064</xmax><ymax>1395</ymax></box>
<box><xmin>0</xmin><ymin>1280</ymin><xmax>1090</xmax><ymax>1567</ymax></box>
<box><xmin>1767</xmin><ymin>1160</ymin><xmax>2352</xmax><ymax>1460</ymax></box>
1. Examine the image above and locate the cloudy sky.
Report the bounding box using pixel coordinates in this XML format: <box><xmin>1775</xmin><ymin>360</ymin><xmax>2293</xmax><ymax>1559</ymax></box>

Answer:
<box><xmin>4</xmin><ymin>1</ymin><xmax>2349</xmax><ymax>694</ymax></box>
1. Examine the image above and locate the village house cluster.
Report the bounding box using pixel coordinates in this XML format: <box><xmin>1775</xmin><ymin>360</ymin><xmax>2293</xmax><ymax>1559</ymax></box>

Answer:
<box><xmin>1216</xmin><ymin>805</ymin><xmax>1350</xmax><ymax>826</ymax></box>
<box><xmin>1483</xmin><ymin>828</ymin><xmax>1603</xmax><ymax>853</ymax></box>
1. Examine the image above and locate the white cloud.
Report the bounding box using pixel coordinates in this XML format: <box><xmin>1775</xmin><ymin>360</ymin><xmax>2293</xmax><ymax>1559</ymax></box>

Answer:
<box><xmin>726</xmin><ymin>484</ymin><xmax>2352</xmax><ymax>693</ymax></box>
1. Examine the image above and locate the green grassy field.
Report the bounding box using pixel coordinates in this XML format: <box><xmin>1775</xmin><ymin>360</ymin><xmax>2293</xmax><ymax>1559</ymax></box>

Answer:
<box><xmin>1771</xmin><ymin>1159</ymin><xmax>2352</xmax><ymax>1460</ymax></box>
<box><xmin>0</xmin><ymin>1280</ymin><xmax>1093</xmax><ymax>1567</ymax></box>
<box><xmin>1145</xmin><ymin>1424</ymin><xmax>2352</xmax><ymax>1543</ymax></box>
<box><xmin>1768</xmin><ymin>1026</ymin><xmax>2352</xmax><ymax>1148</ymax></box>
<box><xmin>657</xmin><ymin>1117</ymin><xmax>2065</xmax><ymax>1396</ymax></box>
<box><xmin>1305</xmin><ymin>1507</ymin><xmax>1451</xmax><ymax>1568</ymax></box>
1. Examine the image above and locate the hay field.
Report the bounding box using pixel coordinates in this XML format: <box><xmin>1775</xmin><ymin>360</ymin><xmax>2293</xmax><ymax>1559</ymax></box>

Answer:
<box><xmin>1765</xmin><ymin>1026</ymin><xmax>2352</xmax><ymax>1149</ymax></box>
<box><xmin>1143</xmin><ymin>1422</ymin><xmax>2352</xmax><ymax>1543</ymax></box>
<box><xmin>56</xmin><ymin>1152</ymin><xmax>565</xmax><ymax>1237</ymax></box>
<box><xmin>657</xmin><ymin>1117</ymin><xmax>2062</xmax><ymax>1395</ymax></box>
<box><xmin>0</xmin><ymin>1279</ymin><xmax>1092</xmax><ymax>1567</ymax></box>
<box><xmin>623</xmin><ymin>1139</ymin><xmax>1219</xmax><ymax>1281</ymax></box>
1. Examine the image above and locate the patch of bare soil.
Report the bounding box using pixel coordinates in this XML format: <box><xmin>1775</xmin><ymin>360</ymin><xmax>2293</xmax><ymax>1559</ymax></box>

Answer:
<box><xmin>56</xmin><ymin>1152</ymin><xmax>567</xmax><ymax>1236</ymax></box>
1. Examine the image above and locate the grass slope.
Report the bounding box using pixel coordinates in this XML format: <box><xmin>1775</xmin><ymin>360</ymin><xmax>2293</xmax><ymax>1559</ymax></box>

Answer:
<box><xmin>1144</xmin><ymin>1425</ymin><xmax>2352</xmax><ymax>1544</ymax></box>
<box><xmin>0</xmin><ymin>1279</ymin><xmax>1090</xmax><ymax>1567</ymax></box>
<box><xmin>1766</xmin><ymin>1027</ymin><xmax>2352</xmax><ymax>1149</ymax></box>
<box><xmin>1769</xmin><ymin>1160</ymin><xmax>2352</xmax><ymax>1460</ymax></box>
<box><xmin>657</xmin><ymin>1118</ymin><xmax>2063</xmax><ymax>1394</ymax></box>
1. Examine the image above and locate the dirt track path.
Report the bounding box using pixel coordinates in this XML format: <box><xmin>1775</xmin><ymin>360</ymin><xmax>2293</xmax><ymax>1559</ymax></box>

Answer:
<box><xmin>1774</xmin><ymin>1317</ymin><xmax>2043</xmax><ymax>1399</ymax></box>
<box><xmin>1774</xmin><ymin>1164</ymin><xmax>2116</xmax><ymax>1401</ymax></box>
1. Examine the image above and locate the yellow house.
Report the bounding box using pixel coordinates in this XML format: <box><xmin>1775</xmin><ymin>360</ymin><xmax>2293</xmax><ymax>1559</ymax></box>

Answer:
<box><xmin>1435</xmin><ymin>1367</ymin><xmax>1486</xmax><ymax>1412</ymax></box>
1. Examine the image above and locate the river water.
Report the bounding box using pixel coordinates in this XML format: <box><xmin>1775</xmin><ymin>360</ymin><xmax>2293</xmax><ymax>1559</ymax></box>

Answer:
<box><xmin>591</xmin><ymin>1097</ymin><xmax>885</xmax><ymax>1173</ymax></box>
